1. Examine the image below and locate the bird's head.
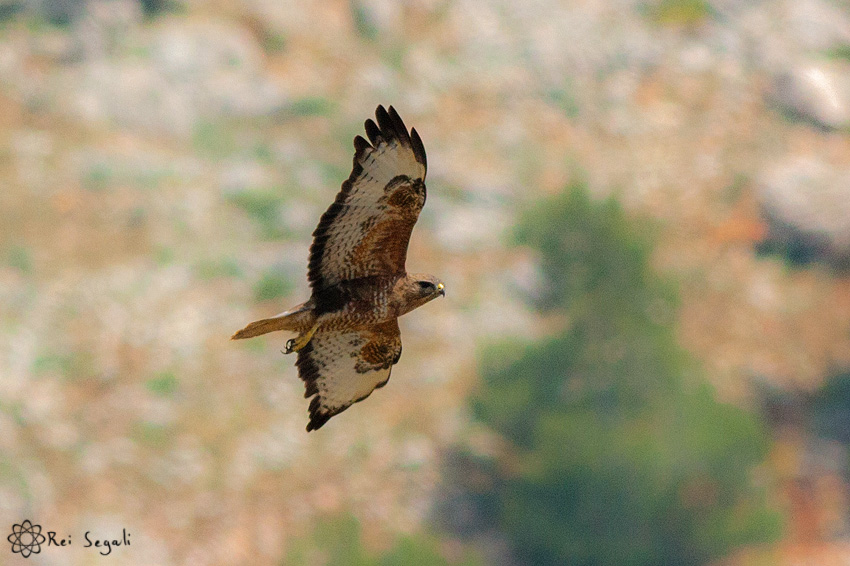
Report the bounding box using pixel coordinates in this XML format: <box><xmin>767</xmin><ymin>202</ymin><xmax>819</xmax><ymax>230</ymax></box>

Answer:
<box><xmin>395</xmin><ymin>273</ymin><xmax>445</xmax><ymax>315</ymax></box>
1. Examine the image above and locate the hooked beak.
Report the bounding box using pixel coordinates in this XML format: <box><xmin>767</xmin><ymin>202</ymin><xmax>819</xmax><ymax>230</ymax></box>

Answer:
<box><xmin>437</xmin><ymin>282</ymin><xmax>445</xmax><ymax>297</ymax></box>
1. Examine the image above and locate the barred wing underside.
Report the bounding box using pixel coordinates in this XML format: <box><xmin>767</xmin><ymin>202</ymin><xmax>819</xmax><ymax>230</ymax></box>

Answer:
<box><xmin>295</xmin><ymin>320</ymin><xmax>402</xmax><ymax>431</ymax></box>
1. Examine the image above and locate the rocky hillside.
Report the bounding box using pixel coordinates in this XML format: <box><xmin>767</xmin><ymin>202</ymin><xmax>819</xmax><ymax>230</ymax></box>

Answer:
<box><xmin>1</xmin><ymin>1</ymin><xmax>850</xmax><ymax>564</ymax></box>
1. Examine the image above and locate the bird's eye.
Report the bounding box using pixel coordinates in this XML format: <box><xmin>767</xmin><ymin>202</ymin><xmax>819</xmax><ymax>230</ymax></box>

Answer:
<box><xmin>418</xmin><ymin>281</ymin><xmax>434</xmax><ymax>290</ymax></box>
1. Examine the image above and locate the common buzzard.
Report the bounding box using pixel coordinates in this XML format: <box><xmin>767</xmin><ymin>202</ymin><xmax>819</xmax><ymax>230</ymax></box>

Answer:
<box><xmin>232</xmin><ymin>106</ymin><xmax>444</xmax><ymax>431</ymax></box>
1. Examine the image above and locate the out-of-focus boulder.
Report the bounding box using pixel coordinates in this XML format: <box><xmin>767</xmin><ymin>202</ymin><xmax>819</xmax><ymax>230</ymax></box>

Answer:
<box><xmin>771</xmin><ymin>61</ymin><xmax>850</xmax><ymax>130</ymax></box>
<box><xmin>757</xmin><ymin>157</ymin><xmax>850</xmax><ymax>267</ymax></box>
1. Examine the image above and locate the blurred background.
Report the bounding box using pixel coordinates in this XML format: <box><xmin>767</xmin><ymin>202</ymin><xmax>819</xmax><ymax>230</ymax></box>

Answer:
<box><xmin>1</xmin><ymin>0</ymin><xmax>850</xmax><ymax>564</ymax></box>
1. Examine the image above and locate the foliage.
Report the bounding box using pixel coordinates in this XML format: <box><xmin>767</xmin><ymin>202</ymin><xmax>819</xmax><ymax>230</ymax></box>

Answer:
<box><xmin>192</xmin><ymin>121</ymin><xmax>237</xmax><ymax>159</ymax></box>
<box><xmin>194</xmin><ymin>256</ymin><xmax>243</xmax><ymax>280</ymax></box>
<box><xmin>146</xmin><ymin>371</ymin><xmax>179</xmax><ymax>397</ymax></box>
<box><xmin>754</xmin><ymin>236</ymin><xmax>829</xmax><ymax>270</ymax></box>
<box><xmin>648</xmin><ymin>0</ymin><xmax>714</xmax><ymax>27</ymax></box>
<box><xmin>809</xmin><ymin>371</ymin><xmax>850</xmax><ymax>445</ymax></box>
<box><xmin>139</xmin><ymin>0</ymin><xmax>184</xmax><ymax>17</ymax></box>
<box><xmin>284</xmin><ymin>514</ymin><xmax>482</xmax><ymax>566</ymax></box>
<box><xmin>139</xmin><ymin>0</ymin><xmax>167</xmax><ymax>16</ymax></box>
<box><xmin>253</xmin><ymin>267</ymin><xmax>294</xmax><ymax>303</ymax></box>
<box><xmin>350</xmin><ymin>0</ymin><xmax>380</xmax><ymax>41</ymax></box>
<box><xmin>287</xmin><ymin>97</ymin><xmax>336</xmax><ymax>118</ymax></box>
<box><xmin>824</xmin><ymin>44</ymin><xmax>850</xmax><ymax>63</ymax></box>
<box><xmin>227</xmin><ymin>189</ymin><xmax>289</xmax><ymax>239</ymax></box>
<box><xmin>5</xmin><ymin>244</ymin><xmax>32</xmax><ymax>273</ymax></box>
<box><xmin>545</xmin><ymin>86</ymin><xmax>580</xmax><ymax>119</ymax></box>
<box><xmin>0</xmin><ymin>3</ymin><xmax>21</xmax><ymax>23</ymax></box>
<box><xmin>461</xmin><ymin>184</ymin><xmax>781</xmax><ymax>565</ymax></box>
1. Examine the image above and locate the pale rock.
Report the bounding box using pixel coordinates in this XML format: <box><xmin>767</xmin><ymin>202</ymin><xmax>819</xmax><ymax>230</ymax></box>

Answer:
<box><xmin>771</xmin><ymin>61</ymin><xmax>850</xmax><ymax>130</ymax></box>
<box><xmin>758</xmin><ymin>156</ymin><xmax>850</xmax><ymax>264</ymax></box>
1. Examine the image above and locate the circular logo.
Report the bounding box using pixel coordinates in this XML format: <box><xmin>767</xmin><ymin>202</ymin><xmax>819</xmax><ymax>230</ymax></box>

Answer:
<box><xmin>8</xmin><ymin>520</ymin><xmax>46</xmax><ymax>559</ymax></box>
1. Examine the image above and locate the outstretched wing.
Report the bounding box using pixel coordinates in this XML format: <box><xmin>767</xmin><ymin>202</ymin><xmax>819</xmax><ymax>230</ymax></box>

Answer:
<box><xmin>308</xmin><ymin>105</ymin><xmax>427</xmax><ymax>291</ymax></box>
<box><xmin>295</xmin><ymin>320</ymin><xmax>403</xmax><ymax>431</ymax></box>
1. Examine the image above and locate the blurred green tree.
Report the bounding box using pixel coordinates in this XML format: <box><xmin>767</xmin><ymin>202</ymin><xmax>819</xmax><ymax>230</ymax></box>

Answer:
<box><xmin>456</xmin><ymin>184</ymin><xmax>781</xmax><ymax>565</ymax></box>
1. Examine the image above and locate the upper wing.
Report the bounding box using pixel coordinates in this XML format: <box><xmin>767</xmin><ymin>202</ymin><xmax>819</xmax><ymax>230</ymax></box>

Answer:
<box><xmin>295</xmin><ymin>320</ymin><xmax>403</xmax><ymax>431</ymax></box>
<box><xmin>308</xmin><ymin>105</ymin><xmax>427</xmax><ymax>291</ymax></box>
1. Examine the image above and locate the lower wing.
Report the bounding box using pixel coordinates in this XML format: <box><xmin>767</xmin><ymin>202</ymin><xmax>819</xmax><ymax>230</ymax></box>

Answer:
<box><xmin>295</xmin><ymin>320</ymin><xmax>402</xmax><ymax>431</ymax></box>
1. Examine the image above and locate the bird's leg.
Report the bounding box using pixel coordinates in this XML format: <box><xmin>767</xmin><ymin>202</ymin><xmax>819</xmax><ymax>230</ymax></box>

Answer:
<box><xmin>284</xmin><ymin>323</ymin><xmax>319</xmax><ymax>354</ymax></box>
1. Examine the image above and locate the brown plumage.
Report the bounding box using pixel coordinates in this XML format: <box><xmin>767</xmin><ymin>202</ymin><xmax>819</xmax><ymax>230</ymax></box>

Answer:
<box><xmin>232</xmin><ymin>105</ymin><xmax>444</xmax><ymax>431</ymax></box>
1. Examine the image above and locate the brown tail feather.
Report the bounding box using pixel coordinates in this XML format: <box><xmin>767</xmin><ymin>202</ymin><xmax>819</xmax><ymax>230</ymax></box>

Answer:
<box><xmin>231</xmin><ymin>303</ymin><xmax>312</xmax><ymax>340</ymax></box>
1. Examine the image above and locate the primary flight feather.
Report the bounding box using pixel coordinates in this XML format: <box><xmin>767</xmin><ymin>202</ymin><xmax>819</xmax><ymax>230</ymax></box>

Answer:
<box><xmin>232</xmin><ymin>105</ymin><xmax>444</xmax><ymax>431</ymax></box>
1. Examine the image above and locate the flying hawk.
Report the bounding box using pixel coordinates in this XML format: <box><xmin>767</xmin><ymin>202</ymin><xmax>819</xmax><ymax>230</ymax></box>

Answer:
<box><xmin>232</xmin><ymin>105</ymin><xmax>444</xmax><ymax>431</ymax></box>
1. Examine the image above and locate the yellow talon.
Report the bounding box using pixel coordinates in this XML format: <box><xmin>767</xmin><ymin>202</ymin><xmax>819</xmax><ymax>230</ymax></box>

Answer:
<box><xmin>284</xmin><ymin>324</ymin><xmax>319</xmax><ymax>354</ymax></box>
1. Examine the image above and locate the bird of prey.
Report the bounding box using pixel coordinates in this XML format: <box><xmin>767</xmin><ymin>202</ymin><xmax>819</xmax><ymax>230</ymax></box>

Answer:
<box><xmin>232</xmin><ymin>105</ymin><xmax>444</xmax><ymax>431</ymax></box>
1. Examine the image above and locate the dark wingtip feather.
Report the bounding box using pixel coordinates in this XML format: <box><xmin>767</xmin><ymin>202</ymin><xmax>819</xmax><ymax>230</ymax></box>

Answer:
<box><xmin>368</xmin><ymin>106</ymin><xmax>427</xmax><ymax>173</ymax></box>
<box><xmin>410</xmin><ymin>127</ymin><xmax>427</xmax><ymax>172</ymax></box>
<box><xmin>364</xmin><ymin>119</ymin><xmax>382</xmax><ymax>145</ymax></box>
<box><xmin>353</xmin><ymin>135</ymin><xmax>371</xmax><ymax>155</ymax></box>
<box><xmin>387</xmin><ymin>106</ymin><xmax>412</xmax><ymax>145</ymax></box>
<box><xmin>375</xmin><ymin>105</ymin><xmax>395</xmax><ymax>142</ymax></box>
<box><xmin>306</xmin><ymin>397</ymin><xmax>331</xmax><ymax>431</ymax></box>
